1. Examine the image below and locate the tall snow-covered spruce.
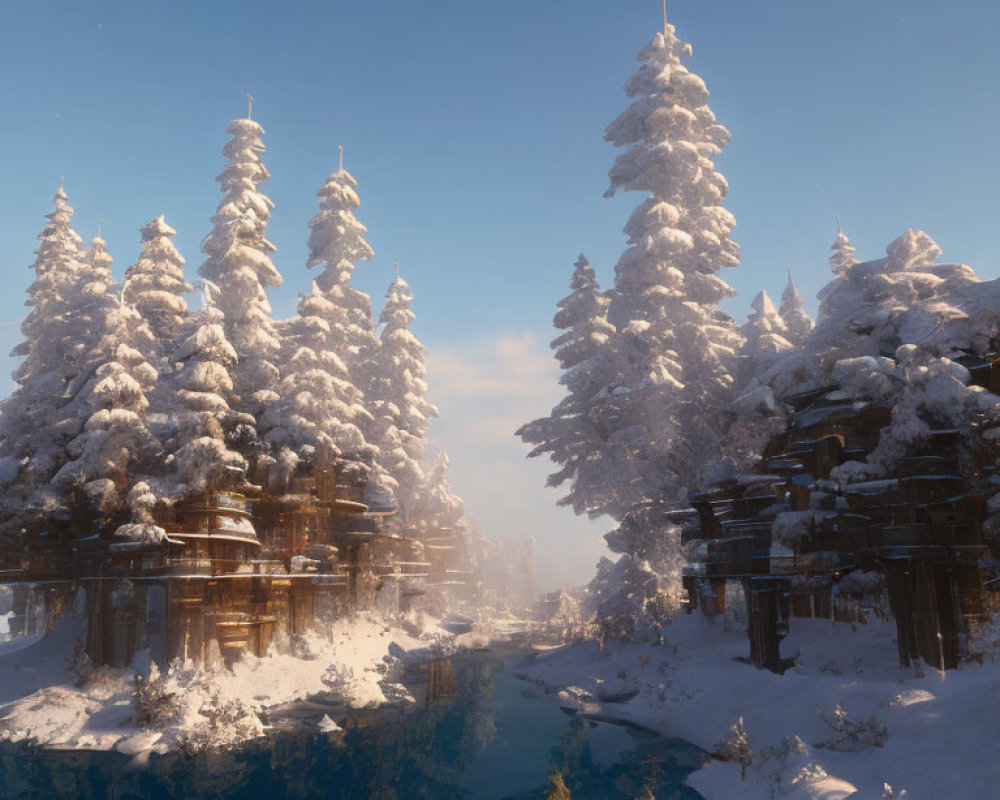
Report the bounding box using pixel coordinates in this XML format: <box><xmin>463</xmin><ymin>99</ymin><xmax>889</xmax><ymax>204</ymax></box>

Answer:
<box><xmin>265</xmin><ymin>149</ymin><xmax>377</xmax><ymax>468</ymax></box>
<box><xmin>45</xmin><ymin>234</ymin><xmax>161</xmax><ymax>529</ymax></box>
<box><xmin>411</xmin><ymin>450</ymin><xmax>469</xmax><ymax>543</ymax></box>
<box><xmin>158</xmin><ymin>283</ymin><xmax>247</xmax><ymax>499</ymax></box>
<box><xmin>306</xmin><ymin>149</ymin><xmax>380</xmax><ymax>436</ymax></box>
<box><xmin>198</xmin><ymin>113</ymin><xmax>283</xmax><ymax>439</ymax></box>
<box><xmin>723</xmin><ymin>290</ymin><xmax>793</xmax><ymax>472</ymax></box>
<box><xmin>266</xmin><ymin>281</ymin><xmax>371</xmax><ymax>464</ymax></box>
<box><xmin>369</xmin><ymin>267</ymin><xmax>439</xmax><ymax>514</ymax></box>
<box><xmin>0</xmin><ymin>187</ymin><xmax>89</xmax><ymax>529</ymax></box>
<box><xmin>739</xmin><ymin>290</ymin><xmax>791</xmax><ymax>364</ymax></box>
<box><xmin>593</xmin><ymin>15</ymin><xmax>741</xmax><ymax>530</ymax></box>
<box><xmin>123</xmin><ymin>216</ymin><xmax>193</xmax><ymax>359</ymax></box>
<box><xmin>516</xmin><ymin>254</ymin><xmax>616</xmax><ymax>517</ymax></box>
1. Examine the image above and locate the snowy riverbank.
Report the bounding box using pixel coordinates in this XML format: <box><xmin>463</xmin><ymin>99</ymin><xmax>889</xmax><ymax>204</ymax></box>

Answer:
<box><xmin>521</xmin><ymin>614</ymin><xmax>1000</xmax><ymax>800</ymax></box>
<box><xmin>0</xmin><ymin>613</ymin><xmax>477</xmax><ymax>757</ymax></box>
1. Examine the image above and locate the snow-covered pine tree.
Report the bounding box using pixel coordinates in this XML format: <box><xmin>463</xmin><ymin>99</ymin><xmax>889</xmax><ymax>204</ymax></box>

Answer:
<box><xmin>411</xmin><ymin>450</ymin><xmax>468</xmax><ymax>540</ymax></box>
<box><xmin>44</xmin><ymin>235</ymin><xmax>162</xmax><ymax>530</ymax></box>
<box><xmin>265</xmin><ymin>281</ymin><xmax>372</xmax><ymax>465</ymax></box>
<box><xmin>724</xmin><ymin>290</ymin><xmax>793</xmax><ymax>472</ymax></box>
<box><xmin>829</xmin><ymin>219</ymin><xmax>859</xmax><ymax>278</ymax></box>
<box><xmin>263</xmin><ymin>150</ymin><xmax>384</xmax><ymax>473</ymax></box>
<box><xmin>811</xmin><ymin>228</ymin><xmax>978</xmax><ymax>368</ymax></box>
<box><xmin>305</xmin><ymin>151</ymin><xmax>380</xmax><ymax>439</ymax></box>
<box><xmin>198</xmin><ymin>114</ymin><xmax>283</xmax><ymax>439</ymax></box>
<box><xmin>516</xmin><ymin>254</ymin><xmax>617</xmax><ymax>517</ymax></box>
<box><xmin>0</xmin><ymin>188</ymin><xmax>89</xmax><ymax>526</ymax></box>
<box><xmin>778</xmin><ymin>272</ymin><xmax>814</xmax><ymax>346</ymax></box>
<box><xmin>123</xmin><ymin>216</ymin><xmax>193</xmax><ymax>359</ymax></box>
<box><xmin>740</xmin><ymin>290</ymin><xmax>791</xmax><ymax>364</ymax></box>
<box><xmin>815</xmin><ymin>222</ymin><xmax>861</xmax><ymax>330</ymax></box>
<box><xmin>158</xmin><ymin>283</ymin><xmax>247</xmax><ymax>499</ymax></box>
<box><xmin>806</xmin><ymin>231</ymin><xmax>1000</xmax><ymax>485</ymax></box>
<box><xmin>369</xmin><ymin>267</ymin><xmax>439</xmax><ymax>514</ymax></box>
<box><xmin>590</xmin><ymin>16</ymin><xmax>741</xmax><ymax>524</ymax></box>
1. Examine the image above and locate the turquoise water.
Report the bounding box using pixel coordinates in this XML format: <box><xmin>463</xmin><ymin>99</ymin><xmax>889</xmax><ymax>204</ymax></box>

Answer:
<box><xmin>0</xmin><ymin>650</ymin><xmax>707</xmax><ymax>799</ymax></box>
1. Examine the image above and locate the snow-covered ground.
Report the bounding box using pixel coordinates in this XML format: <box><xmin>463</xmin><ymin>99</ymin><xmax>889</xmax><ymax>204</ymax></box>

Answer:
<box><xmin>522</xmin><ymin>614</ymin><xmax>1000</xmax><ymax>800</ymax></box>
<box><xmin>0</xmin><ymin>613</ymin><xmax>457</xmax><ymax>757</ymax></box>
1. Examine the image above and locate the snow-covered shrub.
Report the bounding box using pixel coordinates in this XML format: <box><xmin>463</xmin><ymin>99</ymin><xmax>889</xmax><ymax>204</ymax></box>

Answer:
<box><xmin>714</xmin><ymin>716</ymin><xmax>753</xmax><ymax>780</ymax></box>
<box><xmin>198</xmin><ymin>692</ymin><xmax>255</xmax><ymax>730</ymax></box>
<box><xmin>132</xmin><ymin>665</ymin><xmax>179</xmax><ymax>729</ymax></box>
<box><xmin>815</xmin><ymin>704</ymin><xmax>887</xmax><ymax>751</ymax></box>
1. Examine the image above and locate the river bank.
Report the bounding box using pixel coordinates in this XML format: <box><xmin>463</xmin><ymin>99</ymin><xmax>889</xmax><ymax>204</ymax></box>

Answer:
<box><xmin>0</xmin><ymin>611</ymin><xmax>482</xmax><ymax>757</ymax></box>
<box><xmin>519</xmin><ymin>614</ymin><xmax>1000</xmax><ymax>800</ymax></box>
<box><xmin>0</xmin><ymin>646</ymin><xmax>707</xmax><ymax>799</ymax></box>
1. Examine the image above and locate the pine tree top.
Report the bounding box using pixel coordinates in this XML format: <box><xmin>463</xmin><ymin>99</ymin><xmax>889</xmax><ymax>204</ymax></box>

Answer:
<box><xmin>885</xmin><ymin>228</ymin><xmax>941</xmax><ymax>272</ymax></box>
<box><xmin>742</xmin><ymin>291</ymin><xmax>788</xmax><ymax>343</ymax></box>
<box><xmin>379</xmin><ymin>272</ymin><xmax>415</xmax><ymax>331</ymax></box>
<box><xmin>32</xmin><ymin>187</ymin><xmax>85</xmax><ymax>272</ymax></box>
<box><xmin>781</xmin><ymin>271</ymin><xmax>801</xmax><ymax>306</ymax></box>
<box><xmin>779</xmin><ymin>270</ymin><xmax>814</xmax><ymax>345</ymax></box>
<box><xmin>307</xmin><ymin>161</ymin><xmax>374</xmax><ymax>288</ymax></box>
<box><xmin>201</xmin><ymin>115</ymin><xmax>280</xmax><ymax>287</ymax></box>
<box><xmin>829</xmin><ymin>228</ymin><xmax>859</xmax><ymax>277</ymax></box>
<box><xmin>87</xmin><ymin>236</ymin><xmax>114</xmax><ymax>285</ymax></box>
<box><xmin>568</xmin><ymin>253</ymin><xmax>598</xmax><ymax>291</ymax></box>
<box><xmin>141</xmin><ymin>214</ymin><xmax>177</xmax><ymax>241</ymax></box>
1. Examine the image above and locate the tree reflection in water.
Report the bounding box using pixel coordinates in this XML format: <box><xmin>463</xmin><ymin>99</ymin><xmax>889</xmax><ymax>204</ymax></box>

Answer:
<box><xmin>0</xmin><ymin>651</ymin><xmax>706</xmax><ymax>800</ymax></box>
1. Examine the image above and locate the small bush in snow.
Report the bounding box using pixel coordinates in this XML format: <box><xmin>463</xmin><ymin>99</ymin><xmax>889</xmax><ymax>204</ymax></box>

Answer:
<box><xmin>714</xmin><ymin>716</ymin><xmax>753</xmax><ymax>780</ymax></box>
<box><xmin>132</xmin><ymin>665</ymin><xmax>179</xmax><ymax>729</ymax></box>
<box><xmin>198</xmin><ymin>693</ymin><xmax>254</xmax><ymax>730</ymax></box>
<box><xmin>816</xmin><ymin>703</ymin><xmax>887</xmax><ymax>751</ymax></box>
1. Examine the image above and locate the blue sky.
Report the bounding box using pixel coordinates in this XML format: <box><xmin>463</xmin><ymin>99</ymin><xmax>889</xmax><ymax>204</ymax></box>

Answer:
<box><xmin>0</xmin><ymin>1</ymin><xmax>997</xmax><ymax>587</ymax></box>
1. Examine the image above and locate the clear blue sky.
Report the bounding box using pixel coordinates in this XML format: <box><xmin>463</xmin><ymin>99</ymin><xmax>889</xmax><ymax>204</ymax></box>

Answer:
<box><xmin>0</xmin><ymin>0</ymin><xmax>996</xmax><ymax>586</ymax></box>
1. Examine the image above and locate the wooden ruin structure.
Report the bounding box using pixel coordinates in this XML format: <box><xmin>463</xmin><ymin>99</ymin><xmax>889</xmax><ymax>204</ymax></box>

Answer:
<box><xmin>685</xmin><ymin>354</ymin><xmax>1000</xmax><ymax>673</ymax></box>
<box><xmin>0</xmin><ymin>457</ymin><xmax>477</xmax><ymax>669</ymax></box>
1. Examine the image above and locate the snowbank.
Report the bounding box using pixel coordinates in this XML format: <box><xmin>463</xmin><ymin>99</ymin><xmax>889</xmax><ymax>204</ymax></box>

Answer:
<box><xmin>521</xmin><ymin>614</ymin><xmax>1000</xmax><ymax>799</ymax></box>
<box><xmin>0</xmin><ymin>614</ymin><xmax>450</xmax><ymax>755</ymax></box>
